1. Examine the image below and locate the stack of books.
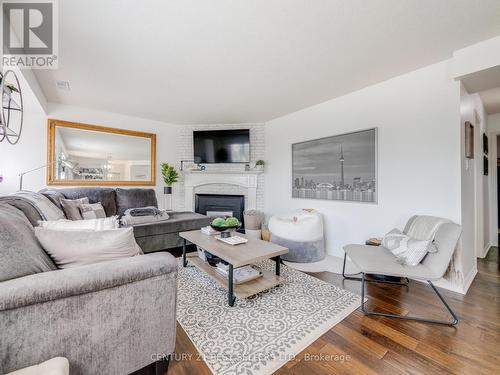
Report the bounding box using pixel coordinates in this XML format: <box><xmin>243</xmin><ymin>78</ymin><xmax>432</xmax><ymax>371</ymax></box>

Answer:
<box><xmin>215</xmin><ymin>263</ymin><xmax>262</xmax><ymax>284</ymax></box>
<box><xmin>215</xmin><ymin>235</ymin><xmax>248</xmax><ymax>245</ymax></box>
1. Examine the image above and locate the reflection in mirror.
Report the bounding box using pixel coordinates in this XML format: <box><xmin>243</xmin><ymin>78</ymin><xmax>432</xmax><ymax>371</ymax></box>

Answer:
<box><xmin>48</xmin><ymin>120</ymin><xmax>156</xmax><ymax>186</ymax></box>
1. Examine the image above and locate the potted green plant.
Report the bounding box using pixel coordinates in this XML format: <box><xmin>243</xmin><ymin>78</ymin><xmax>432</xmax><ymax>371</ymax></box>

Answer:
<box><xmin>255</xmin><ymin>160</ymin><xmax>265</xmax><ymax>171</ymax></box>
<box><xmin>161</xmin><ymin>162</ymin><xmax>179</xmax><ymax>195</ymax></box>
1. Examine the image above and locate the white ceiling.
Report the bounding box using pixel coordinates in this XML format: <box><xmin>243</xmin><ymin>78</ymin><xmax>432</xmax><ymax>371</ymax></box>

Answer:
<box><xmin>459</xmin><ymin>65</ymin><xmax>500</xmax><ymax>115</ymax></box>
<box><xmin>479</xmin><ymin>87</ymin><xmax>500</xmax><ymax>115</ymax></box>
<box><xmin>34</xmin><ymin>0</ymin><xmax>500</xmax><ymax>124</ymax></box>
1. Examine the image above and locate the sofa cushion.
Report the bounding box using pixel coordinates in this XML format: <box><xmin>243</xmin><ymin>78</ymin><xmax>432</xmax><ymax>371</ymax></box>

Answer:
<box><xmin>132</xmin><ymin>211</ymin><xmax>210</xmax><ymax>238</ymax></box>
<box><xmin>54</xmin><ymin>188</ymin><xmax>117</xmax><ymax>216</ymax></box>
<box><xmin>116</xmin><ymin>188</ymin><xmax>158</xmax><ymax>216</ymax></box>
<box><xmin>0</xmin><ymin>203</ymin><xmax>57</xmax><ymax>282</ymax></box>
<box><xmin>0</xmin><ymin>197</ymin><xmax>43</xmax><ymax>226</ymax></box>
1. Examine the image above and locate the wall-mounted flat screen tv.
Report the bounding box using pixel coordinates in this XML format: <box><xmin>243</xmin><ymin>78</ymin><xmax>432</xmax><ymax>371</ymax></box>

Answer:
<box><xmin>194</xmin><ymin>129</ymin><xmax>250</xmax><ymax>163</ymax></box>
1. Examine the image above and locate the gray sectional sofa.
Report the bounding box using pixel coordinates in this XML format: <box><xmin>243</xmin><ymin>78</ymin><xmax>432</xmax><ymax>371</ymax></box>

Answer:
<box><xmin>0</xmin><ymin>187</ymin><xmax>210</xmax><ymax>374</ymax></box>
<box><xmin>19</xmin><ymin>187</ymin><xmax>210</xmax><ymax>252</ymax></box>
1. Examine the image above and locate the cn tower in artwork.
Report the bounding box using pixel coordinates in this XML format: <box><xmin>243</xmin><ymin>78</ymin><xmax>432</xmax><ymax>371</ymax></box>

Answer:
<box><xmin>339</xmin><ymin>143</ymin><xmax>345</xmax><ymax>187</ymax></box>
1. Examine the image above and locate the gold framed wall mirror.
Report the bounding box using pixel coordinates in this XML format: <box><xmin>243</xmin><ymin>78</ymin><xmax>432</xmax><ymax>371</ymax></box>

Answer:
<box><xmin>47</xmin><ymin>119</ymin><xmax>156</xmax><ymax>186</ymax></box>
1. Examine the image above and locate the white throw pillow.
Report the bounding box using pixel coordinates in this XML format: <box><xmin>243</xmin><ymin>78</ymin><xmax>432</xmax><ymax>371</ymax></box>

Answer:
<box><xmin>35</xmin><ymin>227</ymin><xmax>142</xmax><ymax>269</ymax></box>
<box><xmin>38</xmin><ymin>216</ymin><xmax>119</xmax><ymax>231</ymax></box>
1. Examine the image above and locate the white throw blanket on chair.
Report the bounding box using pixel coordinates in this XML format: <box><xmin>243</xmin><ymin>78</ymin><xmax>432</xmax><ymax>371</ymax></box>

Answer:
<box><xmin>406</xmin><ymin>216</ymin><xmax>450</xmax><ymax>240</ymax></box>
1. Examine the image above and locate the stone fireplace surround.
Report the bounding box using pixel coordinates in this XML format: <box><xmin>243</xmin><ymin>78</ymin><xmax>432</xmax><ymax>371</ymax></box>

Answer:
<box><xmin>174</xmin><ymin>123</ymin><xmax>265</xmax><ymax>212</ymax></box>
<box><xmin>182</xmin><ymin>170</ymin><xmax>263</xmax><ymax>213</ymax></box>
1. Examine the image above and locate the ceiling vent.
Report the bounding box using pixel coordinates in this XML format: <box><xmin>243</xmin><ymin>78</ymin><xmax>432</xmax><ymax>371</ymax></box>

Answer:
<box><xmin>56</xmin><ymin>80</ymin><xmax>71</xmax><ymax>91</ymax></box>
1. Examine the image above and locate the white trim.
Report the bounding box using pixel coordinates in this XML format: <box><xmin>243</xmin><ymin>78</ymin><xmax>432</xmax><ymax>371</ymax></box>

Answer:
<box><xmin>462</xmin><ymin>265</ymin><xmax>478</xmax><ymax>294</ymax></box>
<box><xmin>182</xmin><ymin>171</ymin><xmax>261</xmax><ymax>211</ymax></box>
<box><xmin>479</xmin><ymin>243</ymin><xmax>492</xmax><ymax>258</ymax></box>
<box><xmin>429</xmin><ymin>278</ymin><xmax>465</xmax><ymax>295</ymax></box>
<box><xmin>419</xmin><ymin>264</ymin><xmax>477</xmax><ymax>295</ymax></box>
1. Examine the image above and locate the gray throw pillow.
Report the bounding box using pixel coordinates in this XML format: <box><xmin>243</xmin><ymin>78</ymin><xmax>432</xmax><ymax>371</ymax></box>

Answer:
<box><xmin>0</xmin><ymin>204</ymin><xmax>56</xmax><ymax>282</ymax></box>
<box><xmin>60</xmin><ymin>197</ymin><xmax>89</xmax><ymax>220</ymax></box>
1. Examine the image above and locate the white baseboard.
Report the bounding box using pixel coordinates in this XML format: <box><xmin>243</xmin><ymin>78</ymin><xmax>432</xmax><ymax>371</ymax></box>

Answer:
<box><xmin>462</xmin><ymin>265</ymin><xmax>478</xmax><ymax>295</ymax></box>
<box><xmin>478</xmin><ymin>243</ymin><xmax>493</xmax><ymax>259</ymax></box>
<box><xmin>419</xmin><ymin>265</ymin><xmax>478</xmax><ymax>295</ymax></box>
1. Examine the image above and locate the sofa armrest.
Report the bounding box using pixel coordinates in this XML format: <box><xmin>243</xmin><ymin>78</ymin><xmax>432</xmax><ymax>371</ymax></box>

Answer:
<box><xmin>0</xmin><ymin>252</ymin><xmax>177</xmax><ymax>311</ymax></box>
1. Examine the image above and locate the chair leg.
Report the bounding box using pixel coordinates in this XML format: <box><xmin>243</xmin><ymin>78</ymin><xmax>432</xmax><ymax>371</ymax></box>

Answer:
<box><xmin>360</xmin><ymin>272</ymin><xmax>459</xmax><ymax>326</ymax></box>
<box><xmin>343</xmin><ymin>254</ymin><xmax>409</xmax><ymax>285</ymax></box>
<box><xmin>342</xmin><ymin>253</ymin><xmax>363</xmax><ymax>280</ymax></box>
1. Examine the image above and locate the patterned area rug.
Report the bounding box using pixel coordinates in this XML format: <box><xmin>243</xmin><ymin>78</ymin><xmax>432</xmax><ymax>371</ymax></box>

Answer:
<box><xmin>176</xmin><ymin>259</ymin><xmax>361</xmax><ymax>375</ymax></box>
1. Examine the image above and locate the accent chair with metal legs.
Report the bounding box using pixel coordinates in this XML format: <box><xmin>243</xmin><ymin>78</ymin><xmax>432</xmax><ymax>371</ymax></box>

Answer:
<box><xmin>343</xmin><ymin>221</ymin><xmax>462</xmax><ymax>326</ymax></box>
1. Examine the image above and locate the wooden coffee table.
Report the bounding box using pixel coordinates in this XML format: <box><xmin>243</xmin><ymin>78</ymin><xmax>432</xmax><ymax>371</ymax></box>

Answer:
<box><xmin>179</xmin><ymin>230</ymin><xmax>289</xmax><ymax>306</ymax></box>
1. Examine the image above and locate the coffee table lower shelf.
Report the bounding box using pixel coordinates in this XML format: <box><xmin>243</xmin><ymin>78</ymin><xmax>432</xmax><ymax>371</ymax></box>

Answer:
<box><xmin>186</xmin><ymin>253</ymin><xmax>285</xmax><ymax>299</ymax></box>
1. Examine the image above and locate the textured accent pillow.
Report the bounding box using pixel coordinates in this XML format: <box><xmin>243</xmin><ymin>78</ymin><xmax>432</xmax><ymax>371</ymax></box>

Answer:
<box><xmin>38</xmin><ymin>216</ymin><xmax>119</xmax><ymax>231</ymax></box>
<box><xmin>34</xmin><ymin>227</ymin><xmax>143</xmax><ymax>269</ymax></box>
<box><xmin>60</xmin><ymin>197</ymin><xmax>89</xmax><ymax>220</ymax></box>
<box><xmin>79</xmin><ymin>202</ymin><xmax>106</xmax><ymax>220</ymax></box>
<box><xmin>396</xmin><ymin>239</ymin><xmax>436</xmax><ymax>266</ymax></box>
<box><xmin>381</xmin><ymin>228</ymin><xmax>407</xmax><ymax>251</ymax></box>
<box><xmin>382</xmin><ymin>228</ymin><xmax>436</xmax><ymax>266</ymax></box>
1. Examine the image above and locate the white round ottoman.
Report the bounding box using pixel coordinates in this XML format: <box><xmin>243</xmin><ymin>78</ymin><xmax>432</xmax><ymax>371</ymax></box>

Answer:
<box><xmin>269</xmin><ymin>209</ymin><xmax>325</xmax><ymax>263</ymax></box>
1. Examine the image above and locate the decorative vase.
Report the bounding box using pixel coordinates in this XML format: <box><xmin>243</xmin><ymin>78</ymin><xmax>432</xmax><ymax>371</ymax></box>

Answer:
<box><xmin>261</xmin><ymin>224</ymin><xmax>271</xmax><ymax>241</ymax></box>
<box><xmin>245</xmin><ymin>229</ymin><xmax>262</xmax><ymax>239</ymax></box>
<box><xmin>163</xmin><ymin>186</ymin><xmax>172</xmax><ymax>210</ymax></box>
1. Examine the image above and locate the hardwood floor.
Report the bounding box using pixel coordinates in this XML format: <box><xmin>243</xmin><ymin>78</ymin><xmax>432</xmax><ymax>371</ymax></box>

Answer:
<box><xmin>168</xmin><ymin>248</ymin><xmax>500</xmax><ymax>375</ymax></box>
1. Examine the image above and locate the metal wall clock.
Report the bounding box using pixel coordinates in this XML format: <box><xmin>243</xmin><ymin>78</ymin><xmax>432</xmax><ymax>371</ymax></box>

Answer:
<box><xmin>0</xmin><ymin>70</ymin><xmax>23</xmax><ymax>145</ymax></box>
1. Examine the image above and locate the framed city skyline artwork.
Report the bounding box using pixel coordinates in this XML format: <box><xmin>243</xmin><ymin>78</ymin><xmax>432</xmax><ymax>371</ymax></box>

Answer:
<box><xmin>292</xmin><ymin>128</ymin><xmax>377</xmax><ymax>203</ymax></box>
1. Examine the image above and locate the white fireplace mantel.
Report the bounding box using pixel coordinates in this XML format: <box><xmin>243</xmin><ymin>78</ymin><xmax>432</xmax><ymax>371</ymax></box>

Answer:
<box><xmin>182</xmin><ymin>170</ymin><xmax>262</xmax><ymax>212</ymax></box>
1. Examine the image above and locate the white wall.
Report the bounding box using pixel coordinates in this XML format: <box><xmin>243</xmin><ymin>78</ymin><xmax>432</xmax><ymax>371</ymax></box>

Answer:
<box><xmin>487</xmin><ymin>113</ymin><xmax>500</xmax><ymax>250</ymax></box>
<box><xmin>0</xmin><ymin>101</ymin><xmax>180</xmax><ymax>207</ymax></box>
<box><xmin>265</xmin><ymin>60</ymin><xmax>464</xmax><ymax>285</ymax></box>
<box><xmin>460</xmin><ymin>87</ymin><xmax>489</xmax><ymax>281</ymax></box>
<box><xmin>488</xmin><ymin>113</ymin><xmax>500</xmax><ymax>133</ymax></box>
<box><xmin>0</xmin><ymin>72</ymin><xmax>47</xmax><ymax>195</ymax></box>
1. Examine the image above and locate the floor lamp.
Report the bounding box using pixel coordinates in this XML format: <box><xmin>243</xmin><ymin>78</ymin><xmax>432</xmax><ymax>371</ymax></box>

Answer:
<box><xmin>19</xmin><ymin>160</ymin><xmax>77</xmax><ymax>191</ymax></box>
